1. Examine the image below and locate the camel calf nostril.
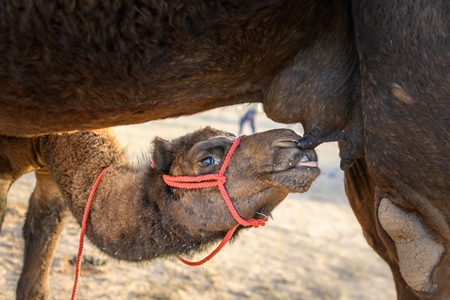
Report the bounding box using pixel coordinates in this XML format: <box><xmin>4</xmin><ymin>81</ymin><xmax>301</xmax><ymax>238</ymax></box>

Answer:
<box><xmin>302</xmin><ymin>150</ymin><xmax>317</xmax><ymax>162</ymax></box>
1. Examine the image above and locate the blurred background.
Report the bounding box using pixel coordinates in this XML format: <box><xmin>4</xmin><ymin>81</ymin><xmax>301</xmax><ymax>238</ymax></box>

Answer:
<box><xmin>0</xmin><ymin>104</ymin><xmax>395</xmax><ymax>299</ymax></box>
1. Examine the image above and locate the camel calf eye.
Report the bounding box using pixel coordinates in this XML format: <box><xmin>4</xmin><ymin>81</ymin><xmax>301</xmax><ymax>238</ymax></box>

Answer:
<box><xmin>199</xmin><ymin>156</ymin><xmax>219</xmax><ymax>167</ymax></box>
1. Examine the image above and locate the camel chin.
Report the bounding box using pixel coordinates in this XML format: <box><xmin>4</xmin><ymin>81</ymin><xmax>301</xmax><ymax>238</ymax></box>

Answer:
<box><xmin>267</xmin><ymin>165</ymin><xmax>320</xmax><ymax>194</ymax></box>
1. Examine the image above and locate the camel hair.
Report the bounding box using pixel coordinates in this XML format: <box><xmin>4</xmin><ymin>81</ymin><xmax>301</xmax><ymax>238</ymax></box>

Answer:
<box><xmin>0</xmin><ymin>126</ymin><xmax>320</xmax><ymax>299</ymax></box>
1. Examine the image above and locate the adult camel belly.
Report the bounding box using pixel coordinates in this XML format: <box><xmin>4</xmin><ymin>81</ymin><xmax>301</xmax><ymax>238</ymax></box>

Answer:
<box><xmin>0</xmin><ymin>0</ymin><xmax>363</xmax><ymax>170</ymax></box>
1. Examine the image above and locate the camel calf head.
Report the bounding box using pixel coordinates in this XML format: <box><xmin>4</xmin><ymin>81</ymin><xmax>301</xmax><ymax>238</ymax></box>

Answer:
<box><xmin>152</xmin><ymin>127</ymin><xmax>320</xmax><ymax>232</ymax></box>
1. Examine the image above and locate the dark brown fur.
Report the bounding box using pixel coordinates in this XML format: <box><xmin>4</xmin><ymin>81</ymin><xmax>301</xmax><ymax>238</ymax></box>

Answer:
<box><xmin>342</xmin><ymin>2</ymin><xmax>450</xmax><ymax>299</ymax></box>
<box><xmin>0</xmin><ymin>127</ymin><xmax>319</xmax><ymax>299</ymax></box>
<box><xmin>0</xmin><ymin>0</ymin><xmax>362</xmax><ymax>170</ymax></box>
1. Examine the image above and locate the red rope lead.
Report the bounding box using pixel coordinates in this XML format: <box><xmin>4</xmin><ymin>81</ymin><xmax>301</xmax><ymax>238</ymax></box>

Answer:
<box><xmin>178</xmin><ymin>224</ymin><xmax>240</xmax><ymax>266</ymax></box>
<box><xmin>71</xmin><ymin>166</ymin><xmax>112</xmax><ymax>300</ymax></box>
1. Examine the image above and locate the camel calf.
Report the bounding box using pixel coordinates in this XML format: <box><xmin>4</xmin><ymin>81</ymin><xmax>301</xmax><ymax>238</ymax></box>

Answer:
<box><xmin>0</xmin><ymin>127</ymin><xmax>319</xmax><ymax>299</ymax></box>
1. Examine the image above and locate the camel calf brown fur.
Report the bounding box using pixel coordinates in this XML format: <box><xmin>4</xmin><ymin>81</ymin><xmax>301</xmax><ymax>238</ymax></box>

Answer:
<box><xmin>0</xmin><ymin>127</ymin><xmax>319</xmax><ymax>299</ymax></box>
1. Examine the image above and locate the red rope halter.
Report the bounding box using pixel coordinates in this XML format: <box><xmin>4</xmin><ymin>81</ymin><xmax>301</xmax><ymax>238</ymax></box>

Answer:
<box><xmin>71</xmin><ymin>135</ymin><xmax>268</xmax><ymax>299</ymax></box>
<box><xmin>163</xmin><ymin>135</ymin><xmax>266</xmax><ymax>228</ymax></box>
<box><xmin>162</xmin><ymin>135</ymin><xmax>268</xmax><ymax>266</ymax></box>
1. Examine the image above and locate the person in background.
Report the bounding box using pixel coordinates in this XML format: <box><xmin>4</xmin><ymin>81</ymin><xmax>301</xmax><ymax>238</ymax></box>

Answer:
<box><xmin>238</xmin><ymin>103</ymin><xmax>259</xmax><ymax>135</ymax></box>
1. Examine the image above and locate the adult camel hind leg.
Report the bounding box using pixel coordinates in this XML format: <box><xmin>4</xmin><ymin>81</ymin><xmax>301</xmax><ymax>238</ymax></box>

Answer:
<box><xmin>17</xmin><ymin>169</ymin><xmax>67</xmax><ymax>300</ymax></box>
<box><xmin>343</xmin><ymin>156</ymin><xmax>420</xmax><ymax>300</ymax></box>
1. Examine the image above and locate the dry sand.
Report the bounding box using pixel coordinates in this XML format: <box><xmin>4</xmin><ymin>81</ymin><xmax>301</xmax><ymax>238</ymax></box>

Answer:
<box><xmin>0</xmin><ymin>106</ymin><xmax>396</xmax><ymax>299</ymax></box>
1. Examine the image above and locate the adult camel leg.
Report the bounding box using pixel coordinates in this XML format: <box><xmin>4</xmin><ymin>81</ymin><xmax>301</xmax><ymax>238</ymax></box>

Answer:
<box><xmin>17</xmin><ymin>169</ymin><xmax>67</xmax><ymax>300</ymax></box>
<box><xmin>343</xmin><ymin>156</ymin><xmax>420</xmax><ymax>300</ymax></box>
<box><xmin>0</xmin><ymin>177</ymin><xmax>12</xmax><ymax>231</ymax></box>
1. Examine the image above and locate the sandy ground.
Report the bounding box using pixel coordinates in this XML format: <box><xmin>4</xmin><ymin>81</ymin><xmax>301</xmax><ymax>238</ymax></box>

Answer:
<box><xmin>0</xmin><ymin>106</ymin><xmax>396</xmax><ymax>299</ymax></box>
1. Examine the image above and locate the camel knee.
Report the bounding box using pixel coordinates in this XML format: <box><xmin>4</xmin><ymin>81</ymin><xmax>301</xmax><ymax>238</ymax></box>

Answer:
<box><xmin>22</xmin><ymin>171</ymin><xmax>66</xmax><ymax>241</ymax></box>
<box><xmin>378</xmin><ymin>198</ymin><xmax>444</xmax><ymax>294</ymax></box>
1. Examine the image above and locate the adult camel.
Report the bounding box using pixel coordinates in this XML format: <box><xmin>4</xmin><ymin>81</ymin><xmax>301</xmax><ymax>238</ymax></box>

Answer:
<box><xmin>0</xmin><ymin>1</ymin><xmax>448</xmax><ymax>299</ymax></box>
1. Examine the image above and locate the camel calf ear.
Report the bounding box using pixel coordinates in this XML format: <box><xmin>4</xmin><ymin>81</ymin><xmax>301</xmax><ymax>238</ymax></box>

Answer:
<box><xmin>152</xmin><ymin>137</ymin><xmax>174</xmax><ymax>174</ymax></box>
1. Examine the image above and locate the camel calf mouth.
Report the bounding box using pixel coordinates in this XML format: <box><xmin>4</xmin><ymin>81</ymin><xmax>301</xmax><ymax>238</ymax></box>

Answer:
<box><xmin>296</xmin><ymin>155</ymin><xmax>319</xmax><ymax>168</ymax></box>
<box><xmin>275</xmin><ymin>155</ymin><xmax>319</xmax><ymax>173</ymax></box>
<box><xmin>234</xmin><ymin>129</ymin><xmax>320</xmax><ymax>195</ymax></box>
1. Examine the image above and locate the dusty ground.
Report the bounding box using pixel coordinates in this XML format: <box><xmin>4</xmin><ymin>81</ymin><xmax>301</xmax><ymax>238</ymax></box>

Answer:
<box><xmin>0</xmin><ymin>106</ymin><xmax>396</xmax><ymax>299</ymax></box>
